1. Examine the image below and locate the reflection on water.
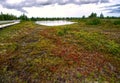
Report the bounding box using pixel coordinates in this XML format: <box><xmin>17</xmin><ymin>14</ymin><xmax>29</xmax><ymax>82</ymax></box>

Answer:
<box><xmin>36</xmin><ymin>20</ymin><xmax>76</xmax><ymax>26</ymax></box>
<box><xmin>0</xmin><ymin>20</ymin><xmax>20</xmax><ymax>29</ymax></box>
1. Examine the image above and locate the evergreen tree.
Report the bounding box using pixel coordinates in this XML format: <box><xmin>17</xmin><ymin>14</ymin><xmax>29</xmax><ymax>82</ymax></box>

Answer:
<box><xmin>19</xmin><ymin>14</ymin><xmax>28</xmax><ymax>21</ymax></box>
<box><xmin>100</xmin><ymin>13</ymin><xmax>104</xmax><ymax>18</ymax></box>
<box><xmin>82</xmin><ymin>15</ymin><xmax>85</xmax><ymax>19</ymax></box>
<box><xmin>89</xmin><ymin>12</ymin><xmax>97</xmax><ymax>18</ymax></box>
<box><xmin>0</xmin><ymin>12</ymin><xmax>17</xmax><ymax>20</ymax></box>
<box><xmin>0</xmin><ymin>12</ymin><xmax>4</xmax><ymax>20</ymax></box>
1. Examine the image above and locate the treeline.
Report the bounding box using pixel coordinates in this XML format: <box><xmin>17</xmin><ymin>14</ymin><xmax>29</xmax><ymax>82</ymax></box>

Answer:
<box><xmin>18</xmin><ymin>13</ymin><xmax>120</xmax><ymax>21</ymax></box>
<box><xmin>85</xmin><ymin>12</ymin><xmax>120</xmax><ymax>19</ymax></box>
<box><xmin>0</xmin><ymin>12</ymin><xmax>17</xmax><ymax>20</ymax></box>
<box><xmin>0</xmin><ymin>12</ymin><xmax>120</xmax><ymax>21</ymax></box>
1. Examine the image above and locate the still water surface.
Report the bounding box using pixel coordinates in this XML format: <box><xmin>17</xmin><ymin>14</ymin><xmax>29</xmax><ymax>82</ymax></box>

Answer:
<box><xmin>0</xmin><ymin>20</ymin><xmax>20</xmax><ymax>29</ymax></box>
<box><xmin>36</xmin><ymin>20</ymin><xmax>76</xmax><ymax>26</ymax></box>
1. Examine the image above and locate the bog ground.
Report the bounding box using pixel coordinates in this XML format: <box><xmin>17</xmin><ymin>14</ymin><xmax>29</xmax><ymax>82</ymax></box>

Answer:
<box><xmin>0</xmin><ymin>20</ymin><xmax>120</xmax><ymax>83</ymax></box>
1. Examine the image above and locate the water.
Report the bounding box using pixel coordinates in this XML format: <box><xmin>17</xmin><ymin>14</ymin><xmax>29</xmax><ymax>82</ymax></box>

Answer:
<box><xmin>36</xmin><ymin>20</ymin><xmax>76</xmax><ymax>26</ymax></box>
<box><xmin>0</xmin><ymin>20</ymin><xmax>20</xmax><ymax>24</ymax></box>
<box><xmin>0</xmin><ymin>20</ymin><xmax>20</xmax><ymax>29</ymax></box>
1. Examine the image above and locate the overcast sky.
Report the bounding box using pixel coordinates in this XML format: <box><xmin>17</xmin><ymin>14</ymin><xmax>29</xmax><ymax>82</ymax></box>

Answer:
<box><xmin>0</xmin><ymin>0</ymin><xmax>120</xmax><ymax>17</ymax></box>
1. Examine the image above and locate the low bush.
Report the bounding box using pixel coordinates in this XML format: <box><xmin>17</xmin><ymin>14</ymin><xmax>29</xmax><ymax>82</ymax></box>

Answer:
<box><xmin>86</xmin><ymin>18</ymin><xmax>101</xmax><ymax>25</ymax></box>
<box><xmin>113</xmin><ymin>20</ymin><xmax>120</xmax><ymax>25</ymax></box>
<box><xmin>73</xmin><ymin>31</ymin><xmax>120</xmax><ymax>56</ymax></box>
<box><xmin>57</xmin><ymin>27</ymin><xmax>70</xmax><ymax>36</ymax></box>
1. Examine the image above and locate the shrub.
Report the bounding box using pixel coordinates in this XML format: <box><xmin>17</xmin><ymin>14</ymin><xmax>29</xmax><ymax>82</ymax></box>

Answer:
<box><xmin>74</xmin><ymin>31</ymin><xmax>120</xmax><ymax>56</ymax></box>
<box><xmin>86</xmin><ymin>18</ymin><xmax>101</xmax><ymax>25</ymax></box>
<box><xmin>105</xmin><ymin>40</ymin><xmax>120</xmax><ymax>55</ymax></box>
<box><xmin>57</xmin><ymin>27</ymin><xmax>70</xmax><ymax>36</ymax></box>
<box><xmin>113</xmin><ymin>20</ymin><xmax>120</xmax><ymax>25</ymax></box>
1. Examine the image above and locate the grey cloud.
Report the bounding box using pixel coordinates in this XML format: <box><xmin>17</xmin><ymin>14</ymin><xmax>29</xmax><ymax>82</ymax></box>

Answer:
<box><xmin>109</xmin><ymin>8</ymin><xmax>120</xmax><ymax>13</ymax></box>
<box><xmin>101</xmin><ymin>0</ymin><xmax>109</xmax><ymax>3</ymax></box>
<box><xmin>103</xmin><ymin>4</ymin><xmax>120</xmax><ymax>13</ymax></box>
<box><xmin>0</xmin><ymin>0</ymin><xmax>109</xmax><ymax>13</ymax></box>
<box><xmin>109</xmin><ymin>7</ymin><xmax>120</xmax><ymax>13</ymax></box>
<box><xmin>105</xmin><ymin>4</ymin><xmax>120</xmax><ymax>8</ymax></box>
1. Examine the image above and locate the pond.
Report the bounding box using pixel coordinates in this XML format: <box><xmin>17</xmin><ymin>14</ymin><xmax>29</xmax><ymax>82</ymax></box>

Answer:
<box><xmin>36</xmin><ymin>20</ymin><xmax>76</xmax><ymax>26</ymax></box>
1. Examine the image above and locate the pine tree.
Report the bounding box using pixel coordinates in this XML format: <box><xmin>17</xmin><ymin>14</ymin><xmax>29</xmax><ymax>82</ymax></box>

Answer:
<box><xmin>89</xmin><ymin>12</ymin><xmax>97</xmax><ymax>18</ymax></box>
<box><xmin>19</xmin><ymin>14</ymin><xmax>28</xmax><ymax>21</ymax></box>
<box><xmin>100</xmin><ymin>13</ymin><xmax>104</xmax><ymax>18</ymax></box>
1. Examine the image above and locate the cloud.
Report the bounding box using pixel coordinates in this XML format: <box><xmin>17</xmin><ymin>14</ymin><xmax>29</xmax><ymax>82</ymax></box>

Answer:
<box><xmin>109</xmin><ymin>7</ymin><xmax>120</xmax><ymax>13</ymax></box>
<box><xmin>0</xmin><ymin>0</ymin><xmax>109</xmax><ymax>13</ymax></box>
<box><xmin>104</xmin><ymin>4</ymin><xmax>120</xmax><ymax>13</ymax></box>
<box><xmin>109</xmin><ymin>4</ymin><xmax>120</xmax><ymax>13</ymax></box>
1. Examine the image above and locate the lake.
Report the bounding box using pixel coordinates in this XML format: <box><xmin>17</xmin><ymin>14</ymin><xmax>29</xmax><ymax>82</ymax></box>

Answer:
<box><xmin>36</xmin><ymin>20</ymin><xmax>76</xmax><ymax>26</ymax></box>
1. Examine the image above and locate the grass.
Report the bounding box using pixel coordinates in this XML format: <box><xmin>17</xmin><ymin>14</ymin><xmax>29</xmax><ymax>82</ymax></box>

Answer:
<box><xmin>0</xmin><ymin>20</ymin><xmax>120</xmax><ymax>83</ymax></box>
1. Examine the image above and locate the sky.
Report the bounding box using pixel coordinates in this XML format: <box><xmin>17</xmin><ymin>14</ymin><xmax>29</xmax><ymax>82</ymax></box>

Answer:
<box><xmin>0</xmin><ymin>0</ymin><xmax>120</xmax><ymax>17</ymax></box>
